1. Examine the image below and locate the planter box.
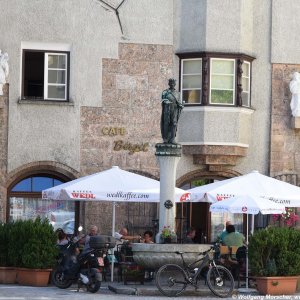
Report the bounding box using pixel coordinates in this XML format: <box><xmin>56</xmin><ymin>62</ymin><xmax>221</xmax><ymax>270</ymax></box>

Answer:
<box><xmin>122</xmin><ymin>264</ymin><xmax>144</xmax><ymax>285</ymax></box>
<box><xmin>0</xmin><ymin>267</ymin><xmax>17</xmax><ymax>284</ymax></box>
<box><xmin>256</xmin><ymin>276</ymin><xmax>299</xmax><ymax>295</ymax></box>
<box><xmin>17</xmin><ymin>268</ymin><xmax>52</xmax><ymax>287</ymax></box>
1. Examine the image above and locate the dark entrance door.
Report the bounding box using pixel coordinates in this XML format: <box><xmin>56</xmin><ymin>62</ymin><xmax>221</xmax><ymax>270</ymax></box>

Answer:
<box><xmin>176</xmin><ymin>202</ymin><xmax>210</xmax><ymax>243</ymax></box>
<box><xmin>190</xmin><ymin>202</ymin><xmax>210</xmax><ymax>243</ymax></box>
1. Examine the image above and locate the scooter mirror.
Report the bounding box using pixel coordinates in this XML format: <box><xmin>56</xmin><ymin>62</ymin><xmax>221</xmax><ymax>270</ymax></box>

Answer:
<box><xmin>78</xmin><ymin>226</ymin><xmax>83</xmax><ymax>232</ymax></box>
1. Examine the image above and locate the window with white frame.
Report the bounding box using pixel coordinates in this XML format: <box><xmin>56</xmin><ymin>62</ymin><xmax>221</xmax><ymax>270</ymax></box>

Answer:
<box><xmin>210</xmin><ymin>58</ymin><xmax>235</xmax><ymax>105</ymax></box>
<box><xmin>181</xmin><ymin>59</ymin><xmax>202</xmax><ymax>104</ymax></box>
<box><xmin>241</xmin><ymin>61</ymin><xmax>251</xmax><ymax>107</ymax></box>
<box><xmin>178</xmin><ymin>53</ymin><xmax>254</xmax><ymax>107</ymax></box>
<box><xmin>22</xmin><ymin>50</ymin><xmax>69</xmax><ymax>101</ymax></box>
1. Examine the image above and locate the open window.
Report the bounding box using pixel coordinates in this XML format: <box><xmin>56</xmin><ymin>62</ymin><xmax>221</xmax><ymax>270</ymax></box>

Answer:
<box><xmin>22</xmin><ymin>50</ymin><xmax>70</xmax><ymax>101</ymax></box>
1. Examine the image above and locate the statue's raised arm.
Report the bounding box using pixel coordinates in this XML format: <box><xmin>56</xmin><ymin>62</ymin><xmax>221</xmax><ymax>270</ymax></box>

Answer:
<box><xmin>160</xmin><ymin>78</ymin><xmax>184</xmax><ymax>144</ymax></box>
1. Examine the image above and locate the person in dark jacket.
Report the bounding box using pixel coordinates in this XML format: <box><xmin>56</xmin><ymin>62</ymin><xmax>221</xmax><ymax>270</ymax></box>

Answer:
<box><xmin>183</xmin><ymin>227</ymin><xmax>196</xmax><ymax>244</ymax></box>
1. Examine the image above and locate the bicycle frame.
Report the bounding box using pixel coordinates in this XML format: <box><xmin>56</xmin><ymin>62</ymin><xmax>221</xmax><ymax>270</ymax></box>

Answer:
<box><xmin>156</xmin><ymin>244</ymin><xmax>234</xmax><ymax>298</ymax></box>
<box><xmin>176</xmin><ymin>247</ymin><xmax>219</xmax><ymax>286</ymax></box>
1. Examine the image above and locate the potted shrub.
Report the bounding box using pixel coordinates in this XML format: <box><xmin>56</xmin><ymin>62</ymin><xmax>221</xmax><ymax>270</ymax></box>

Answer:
<box><xmin>249</xmin><ymin>226</ymin><xmax>300</xmax><ymax>295</ymax></box>
<box><xmin>8</xmin><ymin>217</ymin><xmax>58</xmax><ymax>286</ymax></box>
<box><xmin>0</xmin><ymin>222</ymin><xmax>16</xmax><ymax>283</ymax></box>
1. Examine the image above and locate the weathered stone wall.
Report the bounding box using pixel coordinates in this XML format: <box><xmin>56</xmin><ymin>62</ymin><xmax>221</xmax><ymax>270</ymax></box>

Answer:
<box><xmin>270</xmin><ymin>64</ymin><xmax>300</xmax><ymax>228</ymax></box>
<box><xmin>80</xmin><ymin>43</ymin><xmax>173</xmax><ymax>234</ymax></box>
<box><xmin>0</xmin><ymin>84</ymin><xmax>8</xmax><ymax>221</ymax></box>
<box><xmin>270</xmin><ymin>64</ymin><xmax>300</xmax><ymax>179</ymax></box>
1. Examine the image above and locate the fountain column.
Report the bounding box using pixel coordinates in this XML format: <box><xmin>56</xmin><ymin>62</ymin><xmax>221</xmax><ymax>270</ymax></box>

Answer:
<box><xmin>154</xmin><ymin>78</ymin><xmax>184</xmax><ymax>243</ymax></box>
<box><xmin>155</xmin><ymin>143</ymin><xmax>181</xmax><ymax>243</ymax></box>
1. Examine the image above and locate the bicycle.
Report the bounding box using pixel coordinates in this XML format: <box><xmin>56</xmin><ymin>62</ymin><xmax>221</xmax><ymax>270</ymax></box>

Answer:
<box><xmin>155</xmin><ymin>244</ymin><xmax>234</xmax><ymax>298</ymax></box>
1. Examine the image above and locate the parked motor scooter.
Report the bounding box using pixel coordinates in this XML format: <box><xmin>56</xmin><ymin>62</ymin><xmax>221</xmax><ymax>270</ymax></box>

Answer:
<box><xmin>52</xmin><ymin>227</ymin><xmax>116</xmax><ymax>293</ymax></box>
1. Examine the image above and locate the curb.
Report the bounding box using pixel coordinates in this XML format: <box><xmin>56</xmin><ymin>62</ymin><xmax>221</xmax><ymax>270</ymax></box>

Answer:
<box><xmin>108</xmin><ymin>284</ymin><xmax>137</xmax><ymax>295</ymax></box>
<box><xmin>108</xmin><ymin>283</ymin><xmax>229</xmax><ymax>297</ymax></box>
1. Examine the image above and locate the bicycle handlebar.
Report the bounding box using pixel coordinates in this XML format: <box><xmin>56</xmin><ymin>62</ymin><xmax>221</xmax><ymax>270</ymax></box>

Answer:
<box><xmin>175</xmin><ymin>244</ymin><xmax>216</xmax><ymax>257</ymax></box>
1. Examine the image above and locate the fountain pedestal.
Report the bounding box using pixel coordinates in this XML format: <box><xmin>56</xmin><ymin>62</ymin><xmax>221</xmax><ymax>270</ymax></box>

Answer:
<box><xmin>155</xmin><ymin>143</ymin><xmax>182</xmax><ymax>243</ymax></box>
<box><xmin>132</xmin><ymin>243</ymin><xmax>212</xmax><ymax>269</ymax></box>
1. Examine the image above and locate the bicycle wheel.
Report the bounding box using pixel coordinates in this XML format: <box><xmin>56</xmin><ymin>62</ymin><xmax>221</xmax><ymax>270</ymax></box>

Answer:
<box><xmin>155</xmin><ymin>264</ymin><xmax>188</xmax><ymax>297</ymax></box>
<box><xmin>206</xmin><ymin>265</ymin><xmax>234</xmax><ymax>298</ymax></box>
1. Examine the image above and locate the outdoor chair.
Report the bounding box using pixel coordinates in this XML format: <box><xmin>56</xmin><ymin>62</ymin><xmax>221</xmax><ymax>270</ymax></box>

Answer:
<box><xmin>115</xmin><ymin>243</ymin><xmax>145</xmax><ymax>285</ymax></box>
<box><xmin>219</xmin><ymin>245</ymin><xmax>242</xmax><ymax>284</ymax></box>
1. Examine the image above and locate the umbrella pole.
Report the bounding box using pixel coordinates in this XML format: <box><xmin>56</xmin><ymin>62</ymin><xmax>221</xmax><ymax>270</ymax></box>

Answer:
<box><xmin>246</xmin><ymin>213</ymin><xmax>249</xmax><ymax>289</ymax></box>
<box><xmin>239</xmin><ymin>213</ymin><xmax>256</xmax><ymax>293</ymax></box>
<box><xmin>111</xmin><ymin>201</ymin><xmax>116</xmax><ymax>282</ymax></box>
<box><xmin>112</xmin><ymin>201</ymin><xmax>116</xmax><ymax>236</ymax></box>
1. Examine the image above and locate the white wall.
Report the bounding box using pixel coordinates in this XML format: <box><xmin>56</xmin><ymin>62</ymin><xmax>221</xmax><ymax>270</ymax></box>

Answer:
<box><xmin>175</xmin><ymin>0</ymin><xmax>272</xmax><ymax>177</ymax></box>
<box><xmin>271</xmin><ymin>0</ymin><xmax>300</xmax><ymax>64</ymax></box>
<box><xmin>0</xmin><ymin>0</ymin><xmax>173</xmax><ymax>172</ymax></box>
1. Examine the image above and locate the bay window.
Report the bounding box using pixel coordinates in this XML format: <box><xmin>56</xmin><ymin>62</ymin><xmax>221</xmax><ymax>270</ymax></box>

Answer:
<box><xmin>210</xmin><ymin>59</ymin><xmax>235</xmax><ymax>105</ymax></box>
<box><xmin>182</xmin><ymin>59</ymin><xmax>202</xmax><ymax>104</ymax></box>
<box><xmin>178</xmin><ymin>52</ymin><xmax>254</xmax><ymax>107</ymax></box>
<box><xmin>241</xmin><ymin>61</ymin><xmax>251</xmax><ymax>107</ymax></box>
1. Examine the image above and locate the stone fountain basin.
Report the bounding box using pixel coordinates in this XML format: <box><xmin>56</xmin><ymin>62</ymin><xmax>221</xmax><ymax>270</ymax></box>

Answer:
<box><xmin>131</xmin><ymin>243</ymin><xmax>212</xmax><ymax>269</ymax></box>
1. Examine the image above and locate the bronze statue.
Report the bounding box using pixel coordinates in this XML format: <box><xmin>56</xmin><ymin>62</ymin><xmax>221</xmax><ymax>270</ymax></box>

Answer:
<box><xmin>160</xmin><ymin>79</ymin><xmax>184</xmax><ymax>144</ymax></box>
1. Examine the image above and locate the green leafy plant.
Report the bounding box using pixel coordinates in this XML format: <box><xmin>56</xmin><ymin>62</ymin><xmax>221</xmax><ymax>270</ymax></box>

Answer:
<box><xmin>7</xmin><ymin>219</ymin><xmax>29</xmax><ymax>267</ymax></box>
<box><xmin>7</xmin><ymin>217</ymin><xmax>58</xmax><ymax>269</ymax></box>
<box><xmin>0</xmin><ymin>222</ymin><xmax>13</xmax><ymax>266</ymax></box>
<box><xmin>249</xmin><ymin>226</ymin><xmax>300</xmax><ymax>276</ymax></box>
<box><xmin>161</xmin><ymin>226</ymin><xmax>176</xmax><ymax>239</ymax></box>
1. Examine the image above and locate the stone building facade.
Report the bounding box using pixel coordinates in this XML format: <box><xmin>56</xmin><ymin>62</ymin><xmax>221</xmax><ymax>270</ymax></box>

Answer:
<box><xmin>271</xmin><ymin>65</ymin><xmax>300</xmax><ymax>185</ymax></box>
<box><xmin>0</xmin><ymin>85</ymin><xmax>8</xmax><ymax>219</ymax></box>
<box><xmin>1</xmin><ymin>0</ymin><xmax>300</xmax><ymax>241</ymax></box>
<box><xmin>81</xmin><ymin>43</ymin><xmax>173</xmax><ymax>233</ymax></box>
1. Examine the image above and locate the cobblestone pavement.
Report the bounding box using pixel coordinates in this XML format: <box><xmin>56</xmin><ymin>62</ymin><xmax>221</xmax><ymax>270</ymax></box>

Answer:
<box><xmin>0</xmin><ymin>284</ymin><xmax>214</xmax><ymax>300</ymax></box>
<box><xmin>1</xmin><ymin>282</ymin><xmax>300</xmax><ymax>300</ymax></box>
<box><xmin>0</xmin><ymin>283</ymin><xmax>226</xmax><ymax>300</ymax></box>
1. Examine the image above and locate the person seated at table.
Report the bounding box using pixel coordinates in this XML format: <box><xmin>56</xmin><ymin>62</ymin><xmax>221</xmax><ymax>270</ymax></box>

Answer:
<box><xmin>223</xmin><ymin>224</ymin><xmax>245</xmax><ymax>248</ymax></box>
<box><xmin>218</xmin><ymin>220</ymin><xmax>232</xmax><ymax>244</ymax></box>
<box><xmin>114</xmin><ymin>227</ymin><xmax>141</xmax><ymax>243</ymax></box>
<box><xmin>56</xmin><ymin>228</ymin><xmax>69</xmax><ymax>245</ymax></box>
<box><xmin>183</xmin><ymin>227</ymin><xmax>196</xmax><ymax>244</ymax></box>
<box><xmin>140</xmin><ymin>230</ymin><xmax>155</xmax><ymax>280</ymax></box>
<box><xmin>141</xmin><ymin>230</ymin><xmax>154</xmax><ymax>243</ymax></box>
<box><xmin>82</xmin><ymin>225</ymin><xmax>98</xmax><ymax>252</ymax></box>
<box><xmin>56</xmin><ymin>228</ymin><xmax>80</xmax><ymax>259</ymax></box>
<box><xmin>221</xmin><ymin>225</ymin><xmax>245</xmax><ymax>280</ymax></box>
<box><xmin>114</xmin><ymin>228</ymin><xmax>141</xmax><ymax>263</ymax></box>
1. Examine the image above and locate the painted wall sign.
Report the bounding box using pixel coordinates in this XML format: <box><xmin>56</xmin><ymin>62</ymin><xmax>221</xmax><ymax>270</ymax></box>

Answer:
<box><xmin>102</xmin><ymin>127</ymin><xmax>149</xmax><ymax>154</ymax></box>
<box><xmin>102</xmin><ymin>127</ymin><xmax>126</xmax><ymax>136</ymax></box>
<box><xmin>114</xmin><ymin>140</ymin><xmax>149</xmax><ymax>155</ymax></box>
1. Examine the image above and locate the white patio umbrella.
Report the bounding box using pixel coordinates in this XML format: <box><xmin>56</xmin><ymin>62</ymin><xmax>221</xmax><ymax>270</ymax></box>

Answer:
<box><xmin>42</xmin><ymin>166</ymin><xmax>190</xmax><ymax>234</ymax></box>
<box><xmin>188</xmin><ymin>170</ymin><xmax>300</xmax><ymax>206</ymax></box>
<box><xmin>210</xmin><ymin>195</ymin><xmax>286</xmax><ymax>292</ymax></box>
<box><xmin>43</xmin><ymin>166</ymin><xmax>190</xmax><ymax>281</ymax></box>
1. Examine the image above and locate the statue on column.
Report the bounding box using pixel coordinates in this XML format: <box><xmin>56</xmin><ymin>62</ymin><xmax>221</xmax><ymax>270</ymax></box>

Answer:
<box><xmin>289</xmin><ymin>72</ymin><xmax>300</xmax><ymax>117</ymax></box>
<box><xmin>160</xmin><ymin>78</ymin><xmax>184</xmax><ymax>144</ymax></box>
<box><xmin>0</xmin><ymin>50</ymin><xmax>9</xmax><ymax>96</ymax></box>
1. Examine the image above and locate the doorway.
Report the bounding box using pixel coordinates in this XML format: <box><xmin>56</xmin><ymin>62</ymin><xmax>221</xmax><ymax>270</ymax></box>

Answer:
<box><xmin>190</xmin><ymin>202</ymin><xmax>210</xmax><ymax>243</ymax></box>
<box><xmin>176</xmin><ymin>202</ymin><xmax>210</xmax><ymax>243</ymax></box>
